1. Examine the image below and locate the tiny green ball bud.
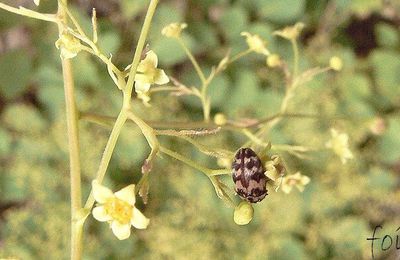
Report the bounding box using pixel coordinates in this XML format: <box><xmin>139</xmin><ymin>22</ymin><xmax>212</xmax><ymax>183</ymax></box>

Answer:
<box><xmin>329</xmin><ymin>56</ymin><xmax>343</xmax><ymax>71</ymax></box>
<box><xmin>266</xmin><ymin>54</ymin><xmax>281</xmax><ymax>68</ymax></box>
<box><xmin>214</xmin><ymin>113</ymin><xmax>227</xmax><ymax>126</ymax></box>
<box><xmin>233</xmin><ymin>201</ymin><xmax>254</xmax><ymax>225</ymax></box>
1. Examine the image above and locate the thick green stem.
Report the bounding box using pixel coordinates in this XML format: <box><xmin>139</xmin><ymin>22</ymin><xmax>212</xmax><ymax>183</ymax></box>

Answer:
<box><xmin>84</xmin><ymin>110</ymin><xmax>128</xmax><ymax>209</ymax></box>
<box><xmin>57</xmin><ymin>1</ymin><xmax>82</xmax><ymax>259</ymax></box>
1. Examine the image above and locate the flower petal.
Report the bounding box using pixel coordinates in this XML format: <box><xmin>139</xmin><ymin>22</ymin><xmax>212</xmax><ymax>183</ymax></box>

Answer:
<box><xmin>114</xmin><ymin>184</ymin><xmax>136</xmax><ymax>206</ymax></box>
<box><xmin>145</xmin><ymin>50</ymin><xmax>158</xmax><ymax>67</ymax></box>
<box><xmin>92</xmin><ymin>206</ymin><xmax>112</xmax><ymax>222</ymax></box>
<box><xmin>131</xmin><ymin>207</ymin><xmax>150</xmax><ymax>229</ymax></box>
<box><xmin>92</xmin><ymin>180</ymin><xmax>114</xmax><ymax>203</ymax></box>
<box><xmin>111</xmin><ymin>221</ymin><xmax>131</xmax><ymax>240</ymax></box>
<box><xmin>135</xmin><ymin>81</ymin><xmax>151</xmax><ymax>93</ymax></box>
<box><xmin>154</xmin><ymin>69</ymin><xmax>169</xmax><ymax>85</ymax></box>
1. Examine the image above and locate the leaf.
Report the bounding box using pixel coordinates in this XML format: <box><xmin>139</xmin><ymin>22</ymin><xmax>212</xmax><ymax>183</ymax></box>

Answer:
<box><xmin>261</xmin><ymin>0</ymin><xmax>306</xmax><ymax>23</ymax></box>
<box><xmin>378</xmin><ymin>117</ymin><xmax>400</xmax><ymax>163</ymax></box>
<box><xmin>219</xmin><ymin>6</ymin><xmax>248</xmax><ymax>41</ymax></box>
<box><xmin>375</xmin><ymin>23</ymin><xmax>399</xmax><ymax>48</ymax></box>
<box><xmin>0</xmin><ymin>50</ymin><xmax>32</xmax><ymax>99</ymax></box>
<box><xmin>2</xmin><ymin>104</ymin><xmax>47</xmax><ymax>135</ymax></box>
<box><xmin>370</xmin><ymin>50</ymin><xmax>400</xmax><ymax>102</ymax></box>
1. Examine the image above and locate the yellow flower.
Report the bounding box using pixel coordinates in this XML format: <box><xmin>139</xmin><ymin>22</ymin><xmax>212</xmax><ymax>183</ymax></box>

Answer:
<box><xmin>92</xmin><ymin>180</ymin><xmax>150</xmax><ymax>240</ymax></box>
<box><xmin>264</xmin><ymin>155</ymin><xmax>285</xmax><ymax>182</ymax></box>
<box><xmin>134</xmin><ymin>50</ymin><xmax>169</xmax><ymax>94</ymax></box>
<box><xmin>325</xmin><ymin>128</ymin><xmax>353</xmax><ymax>164</ymax></box>
<box><xmin>274</xmin><ymin>22</ymin><xmax>305</xmax><ymax>40</ymax></box>
<box><xmin>329</xmin><ymin>56</ymin><xmax>343</xmax><ymax>71</ymax></box>
<box><xmin>34</xmin><ymin>0</ymin><xmax>40</xmax><ymax>6</ymax></box>
<box><xmin>161</xmin><ymin>23</ymin><xmax>187</xmax><ymax>38</ymax></box>
<box><xmin>281</xmin><ymin>172</ymin><xmax>310</xmax><ymax>194</ymax></box>
<box><xmin>241</xmin><ymin>32</ymin><xmax>270</xmax><ymax>55</ymax></box>
<box><xmin>55</xmin><ymin>32</ymin><xmax>82</xmax><ymax>59</ymax></box>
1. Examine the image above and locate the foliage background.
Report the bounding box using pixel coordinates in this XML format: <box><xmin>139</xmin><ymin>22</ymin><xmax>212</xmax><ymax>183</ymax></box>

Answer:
<box><xmin>0</xmin><ymin>0</ymin><xmax>400</xmax><ymax>259</ymax></box>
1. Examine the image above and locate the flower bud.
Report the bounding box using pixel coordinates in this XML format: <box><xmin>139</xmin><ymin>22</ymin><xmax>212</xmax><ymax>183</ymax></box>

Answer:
<box><xmin>214</xmin><ymin>113</ymin><xmax>227</xmax><ymax>126</ymax></box>
<box><xmin>233</xmin><ymin>201</ymin><xmax>254</xmax><ymax>225</ymax></box>
<box><xmin>329</xmin><ymin>56</ymin><xmax>343</xmax><ymax>71</ymax></box>
<box><xmin>274</xmin><ymin>22</ymin><xmax>305</xmax><ymax>40</ymax></box>
<box><xmin>266</xmin><ymin>54</ymin><xmax>282</xmax><ymax>68</ymax></box>
<box><xmin>161</xmin><ymin>23</ymin><xmax>187</xmax><ymax>38</ymax></box>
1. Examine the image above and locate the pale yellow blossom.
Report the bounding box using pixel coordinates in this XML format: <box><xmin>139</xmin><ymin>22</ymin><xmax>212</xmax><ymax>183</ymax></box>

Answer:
<box><xmin>92</xmin><ymin>181</ymin><xmax>150</xmax><ymax>240</ymax></box>
<box><xmin>281</xmin><ymin>172</ymin><xmax>310</xmax><ymax>194</ymax></box>
<box><xmin>161</xmin><ymin>23</ymin><xmax>187</xmax><ymax>38</ymax></box>
<box><xmin>241</xmin><ymin>32</ymin><xmax>270</xmax><ymax>55</ymax></box>
<box><xmin>326</xmin><ymin>128</ymin><xmax>353</xmax><ymax>164</ymax></box>
<box><xmin>55</xmin><ymin>32</ymin><xmax>82</xmax><ymax>59</ymax></box>
<box><xmin>274</xmin><ymin>22</ymin><xmax>305</xmax><ymax>40</ymax></box>
<box><xmin>134</xmin><ymin>50</ymin><xmax>169</xmax><ymax>94</ymax></box>
<box><xmin>34</xmin><ymin>0</ymin><xmax>40</xmax><ymax>6</ymax></box>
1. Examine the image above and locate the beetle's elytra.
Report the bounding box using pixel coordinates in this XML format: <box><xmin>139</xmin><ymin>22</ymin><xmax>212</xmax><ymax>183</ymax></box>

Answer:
<box><xmin>232</xmin><ymin>148</ymin><xmax>268</xmax><ymax>203</ymax></box>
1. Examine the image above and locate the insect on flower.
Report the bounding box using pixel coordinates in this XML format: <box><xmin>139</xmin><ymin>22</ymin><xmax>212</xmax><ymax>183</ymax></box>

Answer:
<box><xmin>232</xmin><ymin>148</ymin><xmax>268</xmax><ymax>203</ymax></box>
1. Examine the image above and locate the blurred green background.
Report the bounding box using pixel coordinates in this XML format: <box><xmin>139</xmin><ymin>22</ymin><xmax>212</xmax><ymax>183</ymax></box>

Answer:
<box><xmin>1</xmin><ymin>0</ymin><xmax>400</xmax><ymax>259</ymax></box>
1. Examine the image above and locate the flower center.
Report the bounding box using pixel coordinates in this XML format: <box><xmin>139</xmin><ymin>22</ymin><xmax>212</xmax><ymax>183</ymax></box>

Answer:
<box><xmin>104</xmin><ymin>198</ymin><xmax>133</xmax><ymax>224</ymax></box>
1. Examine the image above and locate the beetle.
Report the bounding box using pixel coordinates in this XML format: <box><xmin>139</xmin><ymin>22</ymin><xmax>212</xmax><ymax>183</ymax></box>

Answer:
<box><xmin>232</xmin><ymin>147</ymin><xmax>268</xmax><ymax>203</ymax></box>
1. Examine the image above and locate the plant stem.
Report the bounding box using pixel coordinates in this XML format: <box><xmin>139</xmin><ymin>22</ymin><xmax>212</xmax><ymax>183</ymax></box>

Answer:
<box><xmin>125</xmin><ymin>0</ymin><xmax>159</xmax><ymax>99</ymax></box>
<box><xmin>291</xmin><ymin>39</ymin><xmax>299</xmax><ymax>78</ymax></box>
<box><xmin>159</xmin><ymin>146</ymin><xmax>230</xmax><ymax>176</ymax></box>
<box><xmin>0</xmin><ymin>3</ymin><xmax>57</xmax><ymax>23</ymax></box>
<box><xmin>177</xmin><ymin>38</ymin><xmax>206</xmax><ymax>85</ymax></box>
<box><xmin>228</xmin><ymin>49</ymin><xmax>252</xmax><ymax>64</ymax></box>
<box><xmin>84</xmin><ymin>109</ymin><xmax>127</xmax><ymax>209</ymax></box>
<box><xmin>84</xmin><ymin>0</ymin><xmax>159</xmax><ymax>209</ymax></box>
<box><xmin>56</xmin><ymin>1</ymin><xmax>82</xmax><ymax>259</ymax></box>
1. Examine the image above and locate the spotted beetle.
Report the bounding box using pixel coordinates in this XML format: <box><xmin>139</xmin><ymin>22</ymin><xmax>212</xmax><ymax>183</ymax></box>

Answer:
<box><xmin>232</xmin><ymin>148</ymin><xmax>268</xmax><ymax>203</ymax></box>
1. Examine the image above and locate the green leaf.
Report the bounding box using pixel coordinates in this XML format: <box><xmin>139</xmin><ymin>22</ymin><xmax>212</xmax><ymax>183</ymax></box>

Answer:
<box><xmin>261</xmin><ymin>0</ymin><xmax>305</xmax><ymax>23</ymax></box>
<box><xmin>153</xmin><ymin>35</ymin><xmax>196</xmax><ymax>66</ymax></box>
<box><xmin>375</xmin><ymin>23</ymin><xmax>399</xmax><ymax>48</ymax></box>
<box><xmin>98</xmin><ymin>30</ymin><xmax>121</xmax><ymax>55</ymax></box>
<box><xmin>220</xmin><ymin>6</ymin><xmax>248</xmax><ymax>41</ymax></box>
<box><xmin>0</xmin><ymin>50</ymin><xmax>32</xmax><ymax>99</ymax></box>
<box><xmin>370</xmin><ymin>50</ymin><xmax>400</xmax><ymax>101</ymax></box>
<box><xmin>379</xmin><ymin>117</ymin><xmax>400</xmax><ymax>163</ymax></box>
<box><xmin>2</xmin><ymin>104</ymin><xmax>47</xmax><ymax>135</ymax></box>
<box><xmin>0</xmin><ymin>127</ymin><xmax>12</xmax><ymax>156</ymax></box>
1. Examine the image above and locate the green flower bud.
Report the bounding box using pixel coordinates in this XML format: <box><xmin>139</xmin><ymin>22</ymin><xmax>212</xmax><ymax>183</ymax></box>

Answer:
<box><xmin>233</xmin><ymin>201</ymin><xmax>254</xmax><ymax>225</ymax></box>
